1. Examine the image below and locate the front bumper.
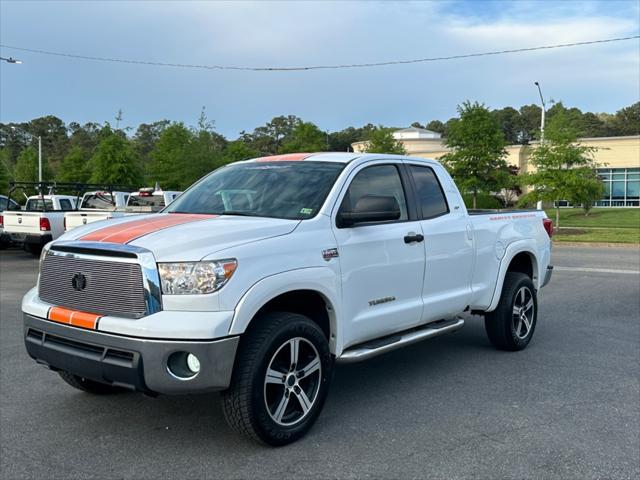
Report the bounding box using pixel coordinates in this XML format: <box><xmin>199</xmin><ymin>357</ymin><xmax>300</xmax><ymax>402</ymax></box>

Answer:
<box><xmin>24</xmin><ymin>314</ymin><xmax>239</xmax><ymax>395</ymax></box>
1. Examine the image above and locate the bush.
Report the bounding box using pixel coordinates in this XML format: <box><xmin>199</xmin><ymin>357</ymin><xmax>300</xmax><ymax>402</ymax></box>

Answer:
<box><xmin>462</xmin><ymin>193</ymin><xmax>502</xmax><ymax>209</ymax></box>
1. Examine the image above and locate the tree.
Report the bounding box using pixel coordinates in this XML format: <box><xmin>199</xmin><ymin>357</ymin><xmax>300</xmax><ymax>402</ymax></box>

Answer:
<box><xmin>133</xmin><ymin>120</ymin><xmax>170</xmax><ymax>175</ymax></box>
<box><xmin>328</xmin><ymin>124</ymin><xmax>375</xmax><ymax>152</ymax></box>
<box><xmin>521</xmin><ymin>108</ymin><xmax>601</xmax><ymax>228</ymax></box>
<box><xmin>361</xmin><ymin>126</ymin><xmax>406</xmax><ymax>155</ymax></box>
<box><xmin>518</xmin><ymin>104</ymin><xmax>543</xmax><ymax>143</ymax></box>
<box><xmin>610</xmin><ymin>102</ymin><xmax>640</xmax><ymax>135</ymax></box>
<box><xmin>241</xmin><ymin>115</ymin><xmax>302</xmax><ymax>155</ymax></box>
<box><xmin>89</xmin><ymin>126</ymin><xmax>141</xmax><ymax>186</ymax></box>
<box><xmin>280</xmin><ymin>121</ymin><xmax>327</xmax><ymax>153</ymax></box>
<box><xmin>441</xmin><ymin>101</ymin><xmax>509</xmax><ymax>209</ymax></box>
<box><xmin>491</xmin><ymin>107</ymin><xmax>521</xmax><ymax>144</ymax></box>
<box><xmin>57</xmin><ymin>146</ymin><xmax>91</xmax><ymax>183</ymax></box>
<box><xmin>149</xmin><ymin>123</ymin><xmax>192</xmax><ymax>190</ymax></box>
<box><xmin>13</xmin><ymin>147</ymin><xmax>40</xmax><ymax>182</ymax></box>
<box><xmin>425</xmin><ymin>120</ymin><xmax>446</xmax><ymax>135</ymax></box>
<box><xmin>0</xmin><ymin>150</ymin><xmax>12</xmax><ymax>195</ymax></box>
<box><xmin>224</xmin><ymin>140</ymin><xmax>260</xmax><ymax>163</ymax></box>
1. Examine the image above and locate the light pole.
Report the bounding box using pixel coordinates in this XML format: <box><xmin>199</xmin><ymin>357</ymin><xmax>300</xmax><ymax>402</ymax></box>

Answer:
<box><xmin>534</xmin><ymin>81</ymin><xmax>546</xmax><ymax>143</ymax></box>
<box><xmin>11</xmin><ymin>126</ymin><xmax>43</xmax><ymax>182</ymax></box>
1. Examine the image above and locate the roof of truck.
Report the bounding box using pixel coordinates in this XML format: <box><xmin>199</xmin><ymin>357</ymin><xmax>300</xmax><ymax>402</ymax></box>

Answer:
<box><xmin>246</xmin><ymin>152</ymin><xmax>435</xmax><ymax>164</ymax></box>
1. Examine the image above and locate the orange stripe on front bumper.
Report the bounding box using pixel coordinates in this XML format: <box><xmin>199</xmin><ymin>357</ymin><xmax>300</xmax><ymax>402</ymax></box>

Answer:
<box><xmin>79</xmin><ymin>213</ymin><xmax>215</xmax><ymax>244</ymax></box>
<box><xmin>48</xmin><ymin>307</ymin><xmax>101</xmax><ymax>330</ymax></box>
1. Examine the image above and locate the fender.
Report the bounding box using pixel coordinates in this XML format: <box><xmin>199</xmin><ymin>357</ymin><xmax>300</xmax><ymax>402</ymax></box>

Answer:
<box><xmin>228</xmin><ymin>267</ymin><xmax>342</xmax><ymax>354</ymax></box>
<box><xmin>486</xmin><ymin>239</ymin><xmax>540</xmax><ymax>312</ymax></box>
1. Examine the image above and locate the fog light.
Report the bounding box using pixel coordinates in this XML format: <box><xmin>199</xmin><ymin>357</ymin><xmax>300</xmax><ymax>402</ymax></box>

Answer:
<box><xmin>186</xmin><ymin>353</ymin><xmax>200</xmax><ymax>373</ymax></box>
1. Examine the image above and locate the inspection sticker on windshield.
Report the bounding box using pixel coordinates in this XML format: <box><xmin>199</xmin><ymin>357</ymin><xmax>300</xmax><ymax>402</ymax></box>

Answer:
<box><xmin>300</xmin><ymin>208</ymin><xmax>314</xmax><ymax>215</ymax></box>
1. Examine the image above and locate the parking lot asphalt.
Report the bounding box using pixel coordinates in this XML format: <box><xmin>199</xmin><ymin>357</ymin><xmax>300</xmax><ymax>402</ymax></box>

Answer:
<box><xmin>1</xmin><ymin>245</ymin><xmax>639</xmax><ymax>479</ymax></box>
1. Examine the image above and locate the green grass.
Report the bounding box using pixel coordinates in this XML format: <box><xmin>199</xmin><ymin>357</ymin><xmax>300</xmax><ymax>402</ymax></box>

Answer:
<box><xmin>553</xmin><ymin>227</ymin><xmax>640</xmax><ymax>244</ymax></box>
<box><xmin>544</xmin><ymin>208</ymin><xmax>640</xmax><ymax>229</ymax></box>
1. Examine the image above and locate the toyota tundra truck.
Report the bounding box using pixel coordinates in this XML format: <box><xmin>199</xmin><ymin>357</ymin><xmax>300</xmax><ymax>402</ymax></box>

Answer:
<box><xmin>22</xmin><ymin>153</ymin><xmax>553</xmax><ymax>445</ymax></box>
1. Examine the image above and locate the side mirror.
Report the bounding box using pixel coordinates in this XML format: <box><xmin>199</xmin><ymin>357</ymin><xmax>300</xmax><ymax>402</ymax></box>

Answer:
<box><xmin>338</xmin><ymin>194</ymin><xmax>401</xmax><ymax>227</ymax></box>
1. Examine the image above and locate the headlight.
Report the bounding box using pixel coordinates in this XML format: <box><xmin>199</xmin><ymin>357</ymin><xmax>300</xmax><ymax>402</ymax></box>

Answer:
<box><xmin>158</xmin><ymin>259</ymin><xmax>237</xmax><ymax>295</ymax></box>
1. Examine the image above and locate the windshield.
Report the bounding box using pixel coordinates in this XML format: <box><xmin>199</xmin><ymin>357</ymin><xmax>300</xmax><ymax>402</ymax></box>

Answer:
<box><xmin>81</xmin><ymin>192</ymin><xmax>115</xmax><ymax>210</ymax></box>
<box><xmin>165</xmin><ymin>161</ymin><xmax>345</xmax><ymax>220</ymax></box>
<box><xmin>26</xmin><ymin>198</ymin><xmax>54</xmax><ymax>211</ymax></box>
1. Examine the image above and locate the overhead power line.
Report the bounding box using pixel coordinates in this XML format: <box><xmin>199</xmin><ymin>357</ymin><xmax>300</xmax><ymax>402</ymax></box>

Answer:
<box><xmin>0</xmin><ymin>35</ymin><xmax>638</xmax><ymax>72</ymax></box>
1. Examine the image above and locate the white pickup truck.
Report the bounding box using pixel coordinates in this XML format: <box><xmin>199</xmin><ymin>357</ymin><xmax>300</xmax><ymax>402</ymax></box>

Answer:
<box><xmin>0</xmin><ymin>194</ymin><xmax>21</xmax><ymax>249</ymax></box>
<box><xmin>4</xmin><ymin>194</ymin><xmax>77</xmax><ymax>255</ymax></box>
<box><xmin>64</xmin><ymin>191</ymin><xmax>130</xmax><ymax>231</ymax></box>
<box><xmin>126</xmin><ymin>188</ymin><xmax>181</xmax><ymax>213</ymax></box>
<box><xmin>22</xmin><ymin>153</ymin><xmax>553</xmax><ymax>445</ymax></box>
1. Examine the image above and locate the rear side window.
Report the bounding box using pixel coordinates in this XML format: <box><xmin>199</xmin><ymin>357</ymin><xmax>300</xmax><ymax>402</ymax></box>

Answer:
<box><xmin>26</xmin><ymin>199</ymin><xmax>54</xmax><ymax>211</ymax></box>
<box><xmin>59</xmin><ymin>199</ymin><xmax>74</xmax><ymax>211</ymax></box>
<box><xmin>408</xmin><ymin>165</ymin><xmax>449</xmax><ymax>219</ymax></box>
<box><xmin>340</xmin><ymin>164</ymin><xmax>408</xmax><ymax>222</ymax></box>
<box><xmin>81</xmin><ymin>193</ymin><xmax>115</xmax><ymax>209</ymax></box>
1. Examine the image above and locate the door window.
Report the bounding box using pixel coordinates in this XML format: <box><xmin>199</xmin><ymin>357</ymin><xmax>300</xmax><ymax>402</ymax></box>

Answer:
<box><xmin>408</xmin><ymin>165</ymin><xmax>449</xmax><ymax>219</ymax></box>
<box><xmin>339</xmin><ymin>165</ymin><xmax>408</xmax><ymax>223</ymax></box>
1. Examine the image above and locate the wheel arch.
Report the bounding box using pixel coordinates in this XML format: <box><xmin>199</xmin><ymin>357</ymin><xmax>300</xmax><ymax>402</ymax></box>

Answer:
<box><xmin>486</xmin><ymin>241</ymin><xmax>540</xmax><ymax>312</ymax></box>
<box><xmin>228</xmin><ymin>268</ymin><xmax>340</xmax><ymax>354</ymax></box>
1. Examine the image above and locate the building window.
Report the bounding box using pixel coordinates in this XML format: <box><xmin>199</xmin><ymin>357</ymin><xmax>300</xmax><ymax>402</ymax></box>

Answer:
<box><xmin>596</xmin><ymin>168</ymin><xmax>640</xmax><ymax>207</ymax></box>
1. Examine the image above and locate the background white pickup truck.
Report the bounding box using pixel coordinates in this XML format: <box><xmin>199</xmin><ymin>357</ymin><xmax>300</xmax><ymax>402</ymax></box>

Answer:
<box><xmin>0</xmin><ymin>194</ymin><xmax>21</xmax><ymax>249</ymax></box>
<box><xmin>4</xmin><ymin>194</ymin><xmax>77</xmax><ymax>255</ymax></box>
<box><xmin>22</xmin><ymin>152</ymin><xmax>552</xmax><ymax>445</ymax></box>
<box><xmin>125</xmin><ymin>188</ymin><xmax>181</xmax><ymax>213</ymax></box>
<box><xmin>64</xmin><ymin>191</ymin><xmax>131</xmax><ymax>231</ymax></box>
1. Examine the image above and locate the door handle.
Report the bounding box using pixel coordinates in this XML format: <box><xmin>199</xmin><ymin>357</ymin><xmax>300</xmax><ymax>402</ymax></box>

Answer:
<box><xmin>404</xmin><ymin>233</ymin><xmax>424</xmax><ymax>244</ymax></box>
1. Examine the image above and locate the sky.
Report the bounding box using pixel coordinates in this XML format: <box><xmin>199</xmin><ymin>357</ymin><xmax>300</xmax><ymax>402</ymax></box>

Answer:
<box><xmin>1</xmin><ymin>0</ymin><xmax>639</xmax><ymax>138</ymax></box>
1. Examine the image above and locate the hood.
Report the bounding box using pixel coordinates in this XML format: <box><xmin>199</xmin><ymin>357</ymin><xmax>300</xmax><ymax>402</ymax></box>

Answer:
<box><xmin>63</xmin><ymin>213</ymin><xmax>300</xmax><ymax>262</ymax></box>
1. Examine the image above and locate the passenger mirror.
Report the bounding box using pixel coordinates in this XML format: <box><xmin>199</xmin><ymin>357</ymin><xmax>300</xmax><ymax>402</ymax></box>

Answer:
<box><xmin>338</xmin><ymin>195</ymin><xmax>401</xmax><ymax>227</ymax></box>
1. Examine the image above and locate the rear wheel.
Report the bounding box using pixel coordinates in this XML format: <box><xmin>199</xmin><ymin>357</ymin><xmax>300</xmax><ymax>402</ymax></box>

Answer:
<box><xmin>58</xmin><ymin>371</ymin><xmax>123</xmax><ymax>394</ymax></box>
<box><xmin>221</xmin><ymin>312</ymin><xmax>333</xmax><ymax>446</ymax></box>
<box><xmin>24</xmin><ymin>243</ymin><xmax>42</xmax><ymax>257</ymax></box>
<box><xmin>485</xmin><ymin>272</ymin><xmax>537</xmax><ymax>351</ymax></box>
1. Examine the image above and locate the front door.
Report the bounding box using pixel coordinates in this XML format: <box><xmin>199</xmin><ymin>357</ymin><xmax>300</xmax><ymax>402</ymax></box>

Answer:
<box><xmin>332</xmin><ymin>162</ymin><xmax>426</xmax><ymax>348</ymax></box>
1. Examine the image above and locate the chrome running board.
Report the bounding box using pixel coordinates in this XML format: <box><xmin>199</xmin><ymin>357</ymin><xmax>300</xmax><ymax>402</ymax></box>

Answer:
<box><xmin>337</xmin><ymin>317</ymin><xmax>465</xmax><ymax>364</ymax></box>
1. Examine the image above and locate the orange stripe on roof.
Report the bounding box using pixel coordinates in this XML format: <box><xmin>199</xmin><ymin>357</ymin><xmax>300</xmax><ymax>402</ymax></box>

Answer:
<box><xmin>253</xmin><ymin>153</ymin><xmax>314</xmax><ymax>162</ymax></box>
<box><xmin>80</xmin><ymin>214</ymin><xmax>215</xmax><ymax>244</ymax></box>
<box><xmin>48</xmin><ymin>307</ymin><xmax>101</xmax><ymax>330</ymax></box>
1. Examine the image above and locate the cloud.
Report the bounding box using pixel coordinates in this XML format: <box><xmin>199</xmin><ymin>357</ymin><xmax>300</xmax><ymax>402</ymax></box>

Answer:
<box><xmin>0</xmin><ymin>1</ymin><xmax>638</xmax><ymax>135</ymax></box>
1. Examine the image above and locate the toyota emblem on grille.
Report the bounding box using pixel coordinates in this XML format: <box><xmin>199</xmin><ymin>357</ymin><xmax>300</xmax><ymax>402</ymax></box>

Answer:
<box><xmin>71</xmin><ymin>273</ymin><xmax>87</xmax><ymax>291</ymax></box>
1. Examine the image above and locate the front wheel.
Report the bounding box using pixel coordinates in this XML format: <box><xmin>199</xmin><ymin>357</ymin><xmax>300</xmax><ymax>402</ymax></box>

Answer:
<box><xmin>221</xmin><ymin>312</ymin><xmax>333</xmax><ymax>446</ymax></box>
<box><xmin>485</xmin><ymin>272</ymin><xmax>538</xmax><ymax>351</ymax></box>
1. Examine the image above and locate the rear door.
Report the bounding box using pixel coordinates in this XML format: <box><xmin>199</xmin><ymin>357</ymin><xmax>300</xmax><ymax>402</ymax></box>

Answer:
<box><xmin>332</xmin><ymin>161</ymin><xmax>426</xmax><ymax>347</ymax></box>
<box><xmin>406</xmin><ymin>162</ymin><xmax>474</xmax><ymax>321</ymax></box>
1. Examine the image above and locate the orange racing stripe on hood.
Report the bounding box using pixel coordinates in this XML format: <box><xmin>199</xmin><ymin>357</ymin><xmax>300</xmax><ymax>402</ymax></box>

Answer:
<box><xmin>80</xmin><ymin>214</ymin><xmax>216</xmax><ymax>244</ymax></box>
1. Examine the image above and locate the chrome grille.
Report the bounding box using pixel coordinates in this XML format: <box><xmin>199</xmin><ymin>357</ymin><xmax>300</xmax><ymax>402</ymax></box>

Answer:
<box><xmin>39</xmin><ymin>252</ymin><xmax>148</xmax><ymax>318</ymax></box>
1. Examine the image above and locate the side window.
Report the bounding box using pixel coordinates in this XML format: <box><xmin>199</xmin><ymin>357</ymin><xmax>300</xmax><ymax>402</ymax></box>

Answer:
<box><xmin>408</xmin><ymin>165</ymin><xmax>449</xmax><ymax>219</ymax></box>
<box><xmin>339</xmin><ymin>164</ymin><xmax>408</xmax><ymax>222</ymax></box>
<box><xmin>59</xmin><ymin>199</ymin><xmax>73</xmax><ymax>211</ymax></box>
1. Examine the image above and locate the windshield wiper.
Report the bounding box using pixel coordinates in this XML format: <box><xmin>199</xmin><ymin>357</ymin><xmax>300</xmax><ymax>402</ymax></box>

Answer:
<box><xmin>219</xmin><ymin>211</ymin><xmax>256</xmax><ymax>217</ymax></box>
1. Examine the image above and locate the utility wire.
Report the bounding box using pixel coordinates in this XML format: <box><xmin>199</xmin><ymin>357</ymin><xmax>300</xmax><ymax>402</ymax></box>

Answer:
<box><xmin>1</xmin><ymin>35</ymin><xmax>638</xmax><ymax>71</ymax></box>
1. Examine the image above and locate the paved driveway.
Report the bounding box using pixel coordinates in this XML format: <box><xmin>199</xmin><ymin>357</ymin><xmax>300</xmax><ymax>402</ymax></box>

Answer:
<box><xmin>1</xmin><ymin>245</ymin><xmax>638</xmax><ymax>479</ymax></box>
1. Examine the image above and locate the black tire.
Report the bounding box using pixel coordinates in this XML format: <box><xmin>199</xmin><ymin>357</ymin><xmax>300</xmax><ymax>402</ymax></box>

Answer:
<box><xmin>58</xmin><ymin>371</ymin><xmax>123</xmax><ymax>394</ymax></box>
<box><xmin>221</xmin><ymin>311</ymin><xmax>333</xmax><ymax>446</ymax></box>
<box><xmin>485</xmin><ymin>272</ymin><xmax>538</xmax><ymax>351</ymax></box>
<box><xmin>25</xmin><ymin>243</ymin><xmax>42</xmax><ymax>257</ymax></box>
